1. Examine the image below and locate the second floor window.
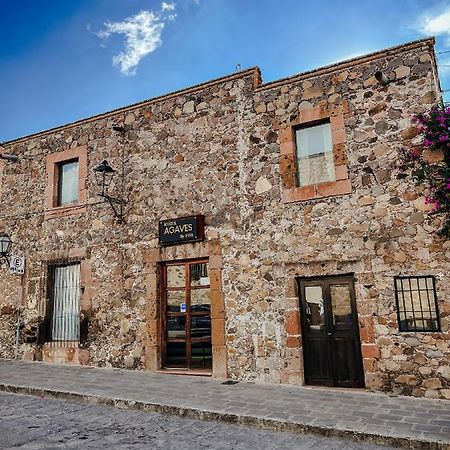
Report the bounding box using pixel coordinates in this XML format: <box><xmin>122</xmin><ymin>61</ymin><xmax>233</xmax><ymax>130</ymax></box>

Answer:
<box><xmin>57</xmin><ymin>159</ymin><xmax>79</xmax><ymax>206</ymax></box>
<box><xmin>295</xmin><ymin>121</ymin><xmax>335</xmax><ymax>186</ymax></box>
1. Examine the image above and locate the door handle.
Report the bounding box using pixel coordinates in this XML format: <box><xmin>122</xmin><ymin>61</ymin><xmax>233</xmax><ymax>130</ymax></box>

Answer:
<box><xmin>327</xmin><ymin>332</ymin><xmax>332</xmax><ymax>336</ymax></box>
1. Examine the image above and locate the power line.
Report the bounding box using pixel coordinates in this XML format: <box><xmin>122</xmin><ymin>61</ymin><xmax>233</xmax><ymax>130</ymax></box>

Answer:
<box><xmin>0</xmin><ymin>200</ymin><xmax>105</xmax><ymax>221</ymax></box>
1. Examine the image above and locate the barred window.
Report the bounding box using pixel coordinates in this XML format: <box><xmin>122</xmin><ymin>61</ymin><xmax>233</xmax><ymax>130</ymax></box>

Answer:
<box><xmin>394</xmin><ymin>276</ymin><xmax>440</xmax><ymax>332</ymax></box>
<box><xmin>46</xmin><ymin>263</ymin><xmax>81</xmax><ymax>342</ymax></box>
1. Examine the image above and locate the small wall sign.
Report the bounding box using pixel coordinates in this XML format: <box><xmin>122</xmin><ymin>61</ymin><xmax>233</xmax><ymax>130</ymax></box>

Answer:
<box><xmin>159</xmin><ymin>215</ymin><xmax>205</xmax><ymax>246</ymax></box>
<box><xmin>9</xmin><ymin>255</ymin><xmax>25</xmax><ymax>275</ymax></box>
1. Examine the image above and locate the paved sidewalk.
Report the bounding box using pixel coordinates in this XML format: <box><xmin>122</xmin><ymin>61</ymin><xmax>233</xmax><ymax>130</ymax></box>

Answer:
<box><xmin>0</xmin><ymin>360</ymin><xmax>448</xmax><ymax>449</ymax></box>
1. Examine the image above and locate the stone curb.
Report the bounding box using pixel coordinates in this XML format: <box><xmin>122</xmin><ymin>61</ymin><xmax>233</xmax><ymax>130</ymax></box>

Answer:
<box><xmin>0</xmin><ymin>383</ymin><xmax>447</xmax><ymax>450</ymax></box>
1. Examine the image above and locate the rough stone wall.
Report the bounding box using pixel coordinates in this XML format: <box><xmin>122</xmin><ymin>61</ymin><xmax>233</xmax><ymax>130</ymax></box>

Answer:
<box><xmin>234</xmin><ymin>41</ymin><xmax>449</xmax><ymax>398</ymax></box>
<box><xmin>0</xmin><ymin>72</ymin><xmax>258</xmax><ymax>372</ymax></box>
<box><xmin>0</xmin><ymin>38</ymin><xmax>448</xmax><ymax>399</ymax></box>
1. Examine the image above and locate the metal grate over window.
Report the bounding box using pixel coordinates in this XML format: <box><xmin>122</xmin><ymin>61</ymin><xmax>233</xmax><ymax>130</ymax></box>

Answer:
<box><xmin>48</xmin><ymin>263</ymin><xmax>81</xmax><ymax>342</ymax></box>
<box><xmin>394</xmin><ymin>276</ymin><xmax>440</xmax><ymax>332</ymax></box>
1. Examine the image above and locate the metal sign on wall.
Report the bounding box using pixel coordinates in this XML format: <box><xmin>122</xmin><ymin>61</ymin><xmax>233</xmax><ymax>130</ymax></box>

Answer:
<box><xmin>9</xmin><ymin>255</ymin><xmax>25</xmax><ymax>275</ymax></box>
<box><xmin>158</xmin><ymin>215</ymin><xmax>205</xmax><ymax>246</ymax></box>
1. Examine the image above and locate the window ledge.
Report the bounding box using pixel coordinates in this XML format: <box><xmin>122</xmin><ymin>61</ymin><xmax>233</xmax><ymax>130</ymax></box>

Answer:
<box><xmin>45</xmin><ymin>203</ymin><xmax>87</xmax><ymax>220</ymax></box>
<box><xmin>43</xmin><ymin>341</ymin><xmax>80</xmax><ymax>348</ymax></box>
<box><xmin>283</xmin><ymin>179</ymin><xmax>352</xmax><ymax>203</ymax></box>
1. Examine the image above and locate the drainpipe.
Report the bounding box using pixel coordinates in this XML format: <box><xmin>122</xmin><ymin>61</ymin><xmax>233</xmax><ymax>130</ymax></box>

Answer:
<box><xmin>14</xmin><ymin>273</ymin><xmax>24</xmax><ymax>359</ymax></box>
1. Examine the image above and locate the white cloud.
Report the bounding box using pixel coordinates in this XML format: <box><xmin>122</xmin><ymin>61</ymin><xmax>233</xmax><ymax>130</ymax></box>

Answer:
<box><xmin>161</xmin><ymin>2</ymin><xmax>176</xmax><ymax>11</ymax></box>
<box><xmin>420</xmin><ymin>10</ymin><xmax>450</xmax><ymax>35</ymax></box>
<box><xmin>96</xmin><ymin>4</ymin><xmax>177</xmax><ymax>76</ymax></box>
<box><xmin>417</xmin><ymin>8</ymin><xmax>450</xmax><ymax>46</ymax></box>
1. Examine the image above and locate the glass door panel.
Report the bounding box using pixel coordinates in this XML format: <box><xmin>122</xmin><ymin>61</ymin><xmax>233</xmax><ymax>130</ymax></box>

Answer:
<box><xmin>191</xmin><ymin>289</ymin><xmax>211</xmax><ymax>313</ymax></box>
<box><xmin>163</xmin><ymin>260</ymin><xmax>212</xmax><ymax>371</ymax></box>
<box><xmin>191</xmin><ymin>341</ymin><xmax>212</xmax><ymax>369</ymax></box>
<box><xmin>167</xmin><ymin>291</ymin><xmax>186</xmax><ymax>313</ymax></box>
<box><xmin>191</xmin><ymin>316</ymin><xmax>211</xmax><ymax>339</ymax></box>
<box><xmin>167</xmin><ymin>265</ymin><xmax>186</xmax><ymax>287</ymax></box>
<box><xmin>190</xmin><ymin>262</ymin><xmax>209</xmax><ymax>287</ymax></box>
<box><xmin>330</xmin><ymin>284</ymin><xmax>353</xmax><ymax>329</ymax></box>
<box><xmin>304</xmin><ymin>286</ymin><xmax>325</xmax><ymax>330</ymax></box>
<box><xmin>166</xmin><ymin>341</ymin><xmax>187</xmax><ymax>367</ymax></box>
<box><xmin>167</xmin><ymin>315</ymin><xmax>186</xmax><ymax>339</ymax></box>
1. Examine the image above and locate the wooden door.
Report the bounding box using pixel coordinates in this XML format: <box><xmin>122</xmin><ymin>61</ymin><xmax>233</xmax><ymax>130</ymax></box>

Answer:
<box><xmin>162</xmin><ymin>260</ymin><xmax>212</xmax><ymax>371</ymax></box>
<box><xmin>297</xmin><ymin>275</ymin><xmax>364</xmax><ymax>388</ymax></box>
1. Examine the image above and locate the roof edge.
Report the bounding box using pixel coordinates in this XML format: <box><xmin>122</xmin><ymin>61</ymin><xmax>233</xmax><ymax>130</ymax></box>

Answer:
<box><xmin>1</xmin><ymin>37</ymin><xmax>437</xmax><ymax>147</ymax></box>
<box><xmin>256</xmin><ymin>37</ymin><xmax>436</xmax><ymax>92</ymax></box>
<box><xmin>1</xmin><ymin>67</ymin><xmax>261</xmax><ymax>147</ymax></box>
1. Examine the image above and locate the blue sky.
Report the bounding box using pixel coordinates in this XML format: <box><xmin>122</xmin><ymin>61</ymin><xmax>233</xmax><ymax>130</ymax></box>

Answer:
<box><xmin>1</xmin><ymin>0</ymin><xmax>450</xmax><ymax>142</ymax></box>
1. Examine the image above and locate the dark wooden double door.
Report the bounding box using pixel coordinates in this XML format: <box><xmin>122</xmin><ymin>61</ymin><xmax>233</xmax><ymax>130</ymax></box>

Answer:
<box><xmin>298</xmin><ymin>275</ymin><xmax>364</xmax><ymax>388</ymax></box>
<box><xmin>162</xmin><ymin>259</ymin><xmax>212</xmax><ymax>371</ymax></box>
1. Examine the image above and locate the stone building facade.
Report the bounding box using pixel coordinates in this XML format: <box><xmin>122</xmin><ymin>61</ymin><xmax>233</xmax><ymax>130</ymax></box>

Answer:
<box><xmin>0</xmin><ymin>37</ymin><xmax>449</xmax><ymax>399</ymax></box>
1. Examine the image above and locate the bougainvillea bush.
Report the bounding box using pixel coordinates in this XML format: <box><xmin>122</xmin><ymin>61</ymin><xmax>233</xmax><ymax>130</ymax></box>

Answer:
<box><xmin>400</xmin><ymin>106</ymin><xmax>450</xmax><ymax>238</ymax></box>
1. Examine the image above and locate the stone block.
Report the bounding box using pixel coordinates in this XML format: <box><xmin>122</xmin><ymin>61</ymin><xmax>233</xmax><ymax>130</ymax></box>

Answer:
<box><xmin>144</xmin><ymin>346</ymin><xmax>159</xmax><ymax>371</ymax></box>
<box><xmin>286</xmin><ymin>336</ymin><xmax>301</xmax><ymax>348</ymax></box>
<box><xmin>422</xmin><ymin>378</ymin><xmax>442</xmax><ymax>390</ymax></box>
<box><xmin>365</xmin><ymin>373</ymin><xmax>384</xmax><ymax>389</ymax></box>
<box><xmin>361</xmin><ymin>344</ymin><xmax>380</xmax><ymax>359</ymax></box>
<box><xmin>279</xmin><ymin>153</ymin><xmax>296</xmax><ymax>188</ymax></box>
<box><xmin>422</xmin><ymin>149</ymin><xmax>444</xmax><ymax>163</ymax></box>
<box><xmin>212</xmin><ymin>345</ymin><xmax>227</xmax><ymax>379</ymax></box>
<box><xmin>210</xmin><ymin>289</ymin><xmax>225</xmax><ymax>319</ymax></box>
<box><xmin>147</xmin><ymin>319</ymin><xmax>159</xmax><ymax>346</ymax></box>
<box><xmin>23</xmin><ymin>350</ymin><xmax>35</xmax><ymax>361</ymax></box>
<box><xmin>143</xmin><ymin>248</ymin><xmax>161</xmax><ymax>264</ymax></box>
<box><xmin>212</xmin><ymin>318</ymin><xmax>225</xmax><ymax>346</ymax></box>
<box><xmin>359</xmin><ymin>317</ymin><xmax>375</xmax><ymax>343</ymax></box>
<box><xmin>209</xmin><ymin>269</ymin><xmax>222</xmax><ymax>290</ymax></box>
<box><xmin>316</xmin><ymin>179</ymin><xmax>352</xmax><ymax>198</ymax></box>
<box><xmin>395</xmin><ymin>374</ymin><xmax>419</xmax><ymax>386</ymax></box>
<box><xmin>285</xmin><ymin>310</ymin><xmax>300</xmax><ymax>336</ymax></box>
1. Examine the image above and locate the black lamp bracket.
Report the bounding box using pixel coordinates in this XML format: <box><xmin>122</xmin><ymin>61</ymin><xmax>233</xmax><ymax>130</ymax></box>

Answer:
<box><xmin>99</xmin><ymin>193</ymin><xmax>125</xmax><ymax>223</ymax></box>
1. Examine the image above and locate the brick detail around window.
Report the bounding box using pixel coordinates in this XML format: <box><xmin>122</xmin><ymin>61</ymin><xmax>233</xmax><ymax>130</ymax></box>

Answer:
<box><xmin>45</xmin><ymin>146</ymin><xmax>87</xmax><ymax>219</ymax></box>
<box><xmin>279</xmin><ymin>103</ymin><xmax>352</xmax><ymax>203</ymax></box>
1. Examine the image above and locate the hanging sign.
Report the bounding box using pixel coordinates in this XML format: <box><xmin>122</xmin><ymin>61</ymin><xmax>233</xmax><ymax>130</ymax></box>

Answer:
<box><xmin>9</xmin><ymin>255</ymin><xmax>25</xmax><ymax>275</ymax></box>
<box><xmin>159</xmin><ymin>215</ymin><xmax>205</xmax><ymax>246</ymax></box>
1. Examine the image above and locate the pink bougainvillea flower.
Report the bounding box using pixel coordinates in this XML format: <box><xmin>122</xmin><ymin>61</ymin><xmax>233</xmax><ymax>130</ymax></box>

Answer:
<box><xmin>432</xmin><ymin>201</ymin><xmax>441</xmax><ymax>212</ymax></box>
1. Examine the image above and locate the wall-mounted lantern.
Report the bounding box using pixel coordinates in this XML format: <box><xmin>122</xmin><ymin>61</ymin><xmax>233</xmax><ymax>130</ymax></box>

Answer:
<box><xmin>0</xmin><ymin>233</ymin><xmax>12</xmax><ymax>265</ymax></box>
<box><xmin>93</xmin><ymin>160</ymin><xmax>125</xmax><ymax>223</ymax></box>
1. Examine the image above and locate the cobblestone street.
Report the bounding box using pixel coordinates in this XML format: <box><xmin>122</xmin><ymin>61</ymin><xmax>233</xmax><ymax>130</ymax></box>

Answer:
<box><xmin>0</xmin><ymin>361</ymin><xmax>449</xmax><ymax>448</ymax></box>
<box><xmin>0</xmin><ymin>392</ymin><xmax>400</xmax><ymax>450</ymax></box>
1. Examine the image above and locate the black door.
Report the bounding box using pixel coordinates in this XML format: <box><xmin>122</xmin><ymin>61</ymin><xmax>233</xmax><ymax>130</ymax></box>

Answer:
<box><xmin>297</xmin><ymin>275</ymin><xmax>364</xmax><ymax>388</ymax></box>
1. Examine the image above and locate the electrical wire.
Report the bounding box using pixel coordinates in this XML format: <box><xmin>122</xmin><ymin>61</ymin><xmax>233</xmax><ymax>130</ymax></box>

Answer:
<box><xmin>0</xmin><ymin>200</ymin><xmax>106</xmax><ymax>221</ymax></box>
